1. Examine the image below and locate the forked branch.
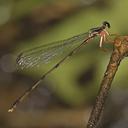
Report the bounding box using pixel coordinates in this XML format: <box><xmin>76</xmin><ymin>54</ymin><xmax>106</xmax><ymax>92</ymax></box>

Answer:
<box><xmin>86</xmin><ymin>36</ymin><xmax>128</xmax><ymax>128</ymax></box>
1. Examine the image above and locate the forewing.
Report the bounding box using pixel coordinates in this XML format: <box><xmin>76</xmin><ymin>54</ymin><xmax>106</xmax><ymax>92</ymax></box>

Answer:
<box><xmin>17</xmin><ymin>32</ymin><xmax>88</xmax><ymax>68</ymax></box>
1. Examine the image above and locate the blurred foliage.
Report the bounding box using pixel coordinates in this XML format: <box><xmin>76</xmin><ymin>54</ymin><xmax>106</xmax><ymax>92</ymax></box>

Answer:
<box><xmin>12</xmin><ymin>0</ymin><xmax>128</xmax><ymax>105</ymax></box>
<box><xmin>0</xmin><ymin>0</ymin><xmax>128</xmax><ymax>127</ymax></box>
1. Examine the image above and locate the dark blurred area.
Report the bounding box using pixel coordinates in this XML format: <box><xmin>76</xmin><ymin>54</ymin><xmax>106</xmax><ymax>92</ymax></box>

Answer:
<box><xmin>1</xmin><ymin>0</ymin><xmax>128</xmax><ymax>128</ymax></box>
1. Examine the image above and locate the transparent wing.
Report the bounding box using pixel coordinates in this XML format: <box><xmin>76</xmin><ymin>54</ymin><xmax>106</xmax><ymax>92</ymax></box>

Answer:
<box><xmin>17</xmin><ymin>32</ymin><xmax>89</xmax><ymax>68</ymax></box>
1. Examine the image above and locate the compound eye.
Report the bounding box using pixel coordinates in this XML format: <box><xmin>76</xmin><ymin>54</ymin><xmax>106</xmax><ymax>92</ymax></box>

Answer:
<box><xmin>102</xmin><ymin>21</ymin><xmax>110</xmax><ymax>28</ymax></box>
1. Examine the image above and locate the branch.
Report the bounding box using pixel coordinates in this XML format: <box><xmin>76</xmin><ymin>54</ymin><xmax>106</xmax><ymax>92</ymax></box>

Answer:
<box><xmin>86</xmin><ymin>36</ymin><xmax>128</xmax><ymax>128</ymax></box>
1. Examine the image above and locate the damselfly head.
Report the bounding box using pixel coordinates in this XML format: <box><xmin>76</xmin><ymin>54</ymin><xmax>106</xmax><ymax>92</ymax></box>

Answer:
<box><xmin>102</xmin><ymin>21</ymin><xmax>110</xmax><ymax>29</ymax></box>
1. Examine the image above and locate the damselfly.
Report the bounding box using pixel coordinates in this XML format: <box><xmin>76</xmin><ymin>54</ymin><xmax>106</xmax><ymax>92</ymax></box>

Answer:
<box><xmin>8</xmin><ymin>21</ymin><xmax>110</xmax><ymax>112</ymax></box>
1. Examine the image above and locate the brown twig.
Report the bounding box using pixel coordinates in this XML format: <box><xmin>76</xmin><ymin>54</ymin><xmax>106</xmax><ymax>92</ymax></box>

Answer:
<box><xmin>86</xmin><ymin>35</ymin><xmax>128</xmax><ymax>128</ymax></box>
